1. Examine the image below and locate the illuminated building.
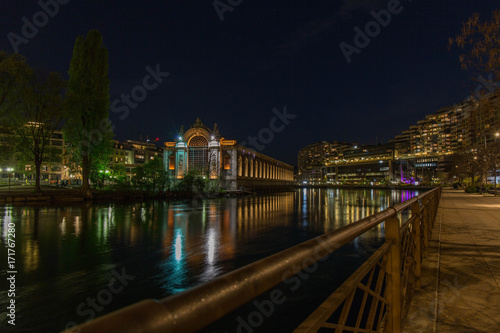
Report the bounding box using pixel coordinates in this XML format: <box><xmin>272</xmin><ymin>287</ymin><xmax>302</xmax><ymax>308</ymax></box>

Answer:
<box><xmin>298</xmin><ymin>141</ymin><xmax>352</xmax><ymax>182</ymax></box>
<box><xmin>332</xmin><ymin>144</ymin><xmax>395</xmax><ymax>183</ymax></box>
<box><xmin>109</xmin><ymin>140</ymin><xmax>163</xmax><ymax>180</ymax></box>
<box><xmin>464</xmin><ymin>91</ymin><xmax>500</xmax><ymax>147</ymax></box>
<box><xmin>163</xmin><ymin>118</ymin><xmax>294</xmax><ymax>190</ymax></box>
<box><xmin>388</xmin><ymin>102</ymin><xmax>470</xmax><ymax>181</ymax></box>
<box><xmin>391</xmin><ymin>103</ymin><xmax>468</xmax><ymax>159</ymax></box>
<box><xmin>297</xmin><ymin>98</ymin><xmax>484</xmax><ymax>184</ymax></box>
<box><xmin>0</xmin><ymin>125</ymin><xmax>65</xmax><ymax>183</ymax></box>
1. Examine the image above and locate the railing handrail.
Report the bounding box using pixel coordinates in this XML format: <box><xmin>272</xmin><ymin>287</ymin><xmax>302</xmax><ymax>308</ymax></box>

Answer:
<box><xmin>67</xmin><ymin>187</ymin><xmax>441</xmax><ymax>333</ymax></box>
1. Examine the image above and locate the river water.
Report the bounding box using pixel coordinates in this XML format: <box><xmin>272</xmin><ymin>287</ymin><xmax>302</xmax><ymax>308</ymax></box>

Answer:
<box><xmin>0</xmin><ymin>188</ymin><xmax>419</xmax><ymax>332</ymax></box>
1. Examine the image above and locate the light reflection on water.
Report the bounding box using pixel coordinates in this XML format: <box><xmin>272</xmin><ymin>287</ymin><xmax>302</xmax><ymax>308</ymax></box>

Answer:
<box><xmin>0</xmin><ymin>188</ymin><xmax>418</xmax><ymax>332</ymax></box>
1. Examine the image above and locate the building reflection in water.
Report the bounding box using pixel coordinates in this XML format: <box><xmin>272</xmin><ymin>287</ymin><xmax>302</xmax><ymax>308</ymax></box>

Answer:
<box><xmin>0</xmin><ymin>189</ymin><xmax>420</xmax><ymax>286</ymax></box>
<box><xmin>0</xmin><ymin>188</ymin><xmax>421</xmax><ymax>332</ymax></box>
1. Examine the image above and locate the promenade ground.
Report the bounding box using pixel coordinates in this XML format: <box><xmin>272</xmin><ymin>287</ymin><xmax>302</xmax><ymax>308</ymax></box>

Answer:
<box><xmin>404</xmin><ymin>189</ymin><xmax>500</xmax><ymax>332</ymax></box>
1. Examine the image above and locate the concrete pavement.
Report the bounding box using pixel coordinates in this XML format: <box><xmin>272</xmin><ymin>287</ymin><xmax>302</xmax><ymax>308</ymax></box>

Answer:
<box><xmin>403</xmin><ymin>189</ymin><xmax>500</xmax><ymax>332</ymax></box>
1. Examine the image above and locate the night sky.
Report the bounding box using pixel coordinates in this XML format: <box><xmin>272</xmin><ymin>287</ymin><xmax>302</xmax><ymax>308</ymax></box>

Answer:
<box><xmin>0</xmin><ymin>0</ymin><xmax>497</xmax><ymax>166</ymax></box>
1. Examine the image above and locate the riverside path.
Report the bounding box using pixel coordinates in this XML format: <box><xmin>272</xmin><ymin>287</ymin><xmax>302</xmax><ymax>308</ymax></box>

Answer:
<box><xmin>403</xmin><ymin>188</ymin><xmax>500</xmax><ymax>332</ymax></box>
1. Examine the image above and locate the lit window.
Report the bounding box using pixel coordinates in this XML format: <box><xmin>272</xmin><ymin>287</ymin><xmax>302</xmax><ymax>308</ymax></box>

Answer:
<box><xmin>169</xmin><ymin>156</ymin><xmax>175</xmax><ymax>170</ymax></box>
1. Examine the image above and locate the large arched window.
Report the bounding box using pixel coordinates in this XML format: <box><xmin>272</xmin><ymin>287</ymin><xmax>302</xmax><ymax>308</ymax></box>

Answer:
<box><xmin>188</xmin><ymin>136</ymin><xmax>208</xmax><ymax>172</ymax></box>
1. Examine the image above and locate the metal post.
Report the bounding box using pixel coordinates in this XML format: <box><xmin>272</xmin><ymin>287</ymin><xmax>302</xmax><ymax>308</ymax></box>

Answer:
<box><xmin>385</xmin><ymin>212</ymin><xmax>402</xmax><ymax>333</ymax></box>
<box><xmin>422</xmin><ymin>199</ymin><xmax>429</xmax><ymax>254</ymax></box>
<box><xmin>429</xmin><ymin>193</ymin><xmax>435</xmax><ymax>228</ymax></box>
<box><xmin>496</xmin><ymin>134</ymin><xmax>499</xmax><ymax>196</ymax></box>
<box><xmin>411</xmin><ymin>201</ymin><xmax>422</xmax><ymax>289</ymax></box>
<box><xmin>495</xmin><ymin>166</ymin><xmax>498</xmax><ymax>196</ymax></box>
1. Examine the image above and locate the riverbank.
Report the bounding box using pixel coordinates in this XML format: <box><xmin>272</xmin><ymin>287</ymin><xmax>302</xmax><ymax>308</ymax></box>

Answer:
<box><xmin>295</xmin><ymin>184</ymin><xmax>437</xmax><ymax>191</ymax></box>
<box><xmin>0</xmin><ymin>185</ymin><xmax>262</xmax><ymax>205</ymax></box>
<box><xmin>0</xmin><ymin>184</ymin><xmax>444</xmax><ymax>205</ymax></box>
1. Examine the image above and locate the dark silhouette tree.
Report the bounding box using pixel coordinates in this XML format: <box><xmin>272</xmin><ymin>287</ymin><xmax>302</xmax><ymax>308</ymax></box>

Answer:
<box><xmin>0</xmin><ymin>51</ymin><xmax>31</xmax><ymax>120</ymax></box>
<box><xmin>64</xmin><ymin>30</ymin><xmax>113</xmax><ymax>195</ymax></box>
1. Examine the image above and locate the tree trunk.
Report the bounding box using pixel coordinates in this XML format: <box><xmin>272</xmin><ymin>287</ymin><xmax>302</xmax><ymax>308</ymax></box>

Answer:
<box><xmin>81</xmin><ymin>154</ymin><xmax>92</xmax><ymax>199</ymax></box>
<box><xmin>34</xmin><ymin>158</ymin><xmax>42</xmax><ymax>193</ymax></box>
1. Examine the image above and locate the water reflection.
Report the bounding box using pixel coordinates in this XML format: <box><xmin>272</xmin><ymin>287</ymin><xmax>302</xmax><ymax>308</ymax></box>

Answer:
<box><xmin>0</xmin><ymin>188</ymin><xmax>418</xmax><ymax>332</ymax></box>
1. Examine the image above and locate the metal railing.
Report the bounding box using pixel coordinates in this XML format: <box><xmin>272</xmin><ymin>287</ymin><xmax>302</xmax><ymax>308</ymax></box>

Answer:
<box><xmin>67</xmin><ymin>187</ymin><xmax>441</xmax><ymax>333</ymax></box>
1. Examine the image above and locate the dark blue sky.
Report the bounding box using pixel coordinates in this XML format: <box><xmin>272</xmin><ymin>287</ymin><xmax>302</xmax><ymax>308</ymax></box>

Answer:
<box><xmin>0</xmin><ymin>0</ymin><xmax>496</xmax><ymax>166</ymax></box>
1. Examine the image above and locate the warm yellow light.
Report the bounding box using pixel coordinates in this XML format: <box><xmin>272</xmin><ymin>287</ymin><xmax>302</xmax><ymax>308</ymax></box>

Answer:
<box><xmin>221</xmin><ymin>140</ymin><xmax>237</xmax><ymax>146</ymax></box>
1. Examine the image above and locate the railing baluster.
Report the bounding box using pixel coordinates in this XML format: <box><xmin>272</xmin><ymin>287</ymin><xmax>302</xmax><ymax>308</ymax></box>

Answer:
<box><xmin>422</xmin><ymin>199</ymin><xmax>429</xmax><ymax>254</ymax></box>
<box><xmin>384</xmin><ymin>212</ymin><xmax>402</xmax><ymax>333</ymax></box>
<box><xmin>411</xmin><ymin>201</ymin><xmax>422</xmax><ymax>289</ymax></box>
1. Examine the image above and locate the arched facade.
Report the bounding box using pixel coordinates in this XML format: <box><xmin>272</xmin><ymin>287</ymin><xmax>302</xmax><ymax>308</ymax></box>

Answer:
<box><xmin>163</xmin><ymin>118</ymin><xmax>221</xmax><ymax>179</ymax></box>
<box><xmin>164</xmin><ymin>118</ymin><xmax>294</xmax><ymax>189</ymax></box>
<box><xmin>236</xmin><ymin>147</ymin><xmax>294</xmax><ymax>183</ymax></box>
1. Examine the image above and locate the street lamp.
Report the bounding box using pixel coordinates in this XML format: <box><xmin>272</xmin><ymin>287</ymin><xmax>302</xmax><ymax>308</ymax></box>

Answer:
<box><xmin>99</xmin><ymin>170</ymin><xmax>110</xmax><ymax>188</ymax></box>
<box><xmin>4</xmin><ymin>168</ymin><xmax>14</xmax><ymax>192</ymax></box>
<box><xmin>495</xmin><ymin>133</ymin><xmax>499</xmax><ymax>196</ymax></box>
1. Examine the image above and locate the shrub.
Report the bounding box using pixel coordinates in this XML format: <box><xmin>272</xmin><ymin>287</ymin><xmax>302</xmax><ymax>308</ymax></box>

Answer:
<box><xmin>464</xmin><ymin>186</ymin><xmax>478</xmax><ymax>193</ymax></box>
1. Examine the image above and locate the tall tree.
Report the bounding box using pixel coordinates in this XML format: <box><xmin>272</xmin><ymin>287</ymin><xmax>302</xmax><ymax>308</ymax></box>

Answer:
<box><xmin>64</xmin><ymin>30</ymin><xmax>113</xmax><ymax>193</ymax></box>
<box><xmin>8</xmin><ymin>70</ymin><xmax>66</xmax><ymax>192</ymax></box>
<box><xmin>0</xmin><ymin>51</ymin><xmax>31</xmax><ymax>120</ymax></box>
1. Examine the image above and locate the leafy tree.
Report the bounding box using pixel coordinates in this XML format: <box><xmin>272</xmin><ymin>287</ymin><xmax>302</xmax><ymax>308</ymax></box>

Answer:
<box><xmin>132</xmin><ymin>165</ymin><xmax>147</xmax><ymax>190</ymax></box>
<box><xmin>0</xmin><ymin>127</ymin><xmax>18</xmax><ymax>168</ymax></box>
<box><xmin>64</xmin><ymin>30</ymin><xmax>113</xmax><ymax>193</ymax></box>
<box><xmin>143</xmin><ymin>156</ymin><xmax>169</xmax><ymax>192</ymax></box>
<box><xmin>0</xmin><ymin>51</ymin><xmax>31</xmax><ymax>120</ymax></box>
<box><xmin>449</xmin><ymin>10</ymin><xmax>500</xmax><ymax>79</ymax></box>
<box><xmin>88</xmin><ymin>140</ymin><xmax>114</xmax><ymax>189</ymax></box>
<box><xmin>110</xmin><ymin>163</ymin><xmax>128</xmax><ymax>186</ymax></box>
<box><xmin>172</xmin><ymin>169</ymin><xmax>208</xmax><ymax>195</ymax></box>
<box><xmin>132</xmin><ymin>157</ymin><xmax>169</xmax><ymax>192</ymax></box>
<box><xmin>7</xmin><ymin>70</ymin><xmax>65</xmax><ymax>192</ymax></box>
<box><xmin>481</xmin><ymin>140</ymin><xmax>500</xmax><ymax>188</ymax></box>
<box><xmin>450</xmin><ymin>147</ymin><xmax>486</xmax><ymax>186</ymax></box>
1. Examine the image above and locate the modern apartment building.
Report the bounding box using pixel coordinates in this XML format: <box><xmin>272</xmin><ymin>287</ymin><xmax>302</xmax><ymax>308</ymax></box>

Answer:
<box><xmin>297</xmin><ymin>141</ymin><xmax>352</xmax><ymax>182</ymax></box>
<box><xmin>298</xmin><ymin>91</ymin><xmax>499</xmax><ymax>184</ymax></box>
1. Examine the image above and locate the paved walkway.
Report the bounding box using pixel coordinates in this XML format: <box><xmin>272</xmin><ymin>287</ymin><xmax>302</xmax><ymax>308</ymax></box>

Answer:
<box><xmin>403</xmin><ymin>189</ymin><xmax>500</xmax><ymax>332</ymax></box>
